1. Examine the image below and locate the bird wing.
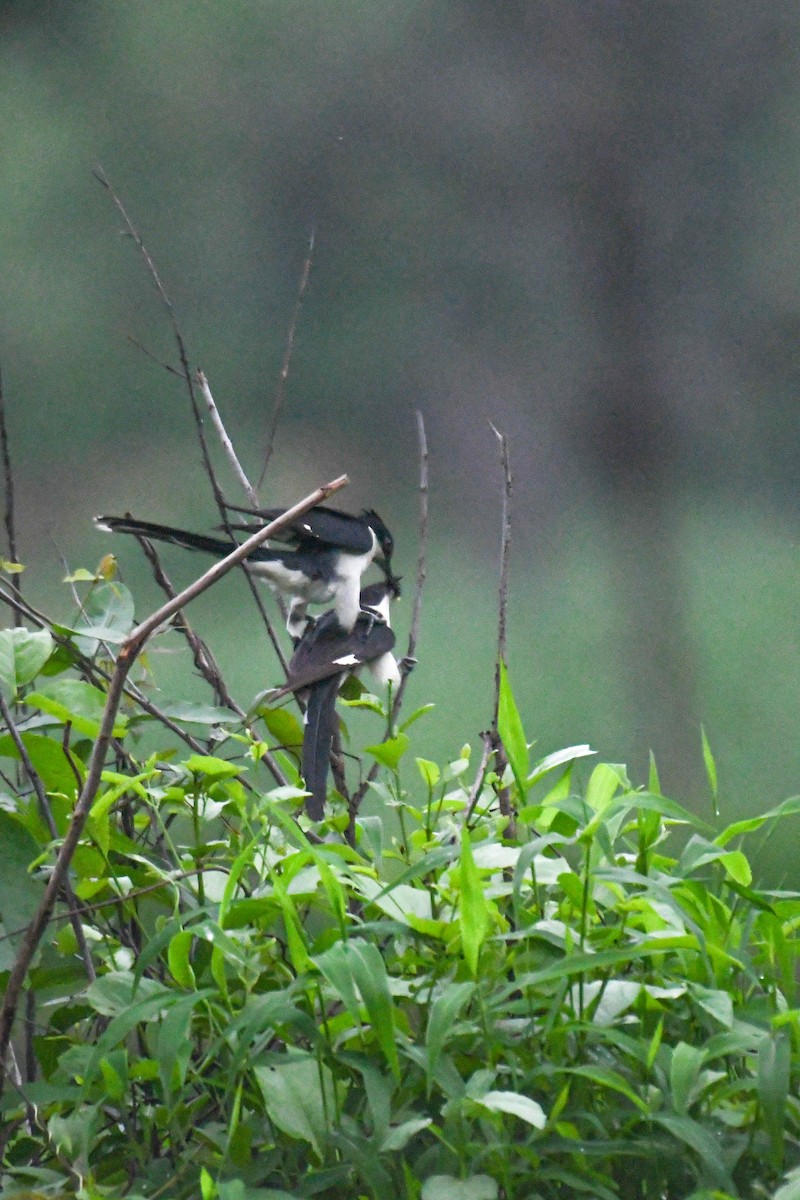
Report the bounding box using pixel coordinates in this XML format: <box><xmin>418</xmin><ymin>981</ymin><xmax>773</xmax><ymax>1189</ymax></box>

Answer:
<box><xmin>224</xmin><ymin>504</ymin><xmax>375</xmax><ymax>555</ymax></box>
<box><xmin>95</xmin><ymin>516</ymin><xmax>238</xmax><ymax>558</ymax></box>
<box><xmin>273</xmin><ymin>618</ymin><xmax>396</xmax><ymax>699</ymax></box>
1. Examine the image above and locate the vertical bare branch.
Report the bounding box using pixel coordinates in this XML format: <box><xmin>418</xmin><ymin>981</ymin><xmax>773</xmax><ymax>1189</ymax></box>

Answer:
<box><xmin>258</xmin><ymin>225</ymin><xmax>315</xmax><ymax>489</ymax></box>
<box><xmin>488</xmin><ymin>424</ymin><xmax>514</xmax><ymax>834</ymax></box>
<box><xmin>0</xmin><ymin>367</ymin><xmax>22</xmax><ymax>621</ymax></box>
<box><xmin>0</xmin><ymin>476</ymin><xmax>347</xmax><ymax>1094</ymax></box>
<box><xmin>489</xmin><ymin>422</ymin><xmax>512</xmax><ymax>727</ymax></box>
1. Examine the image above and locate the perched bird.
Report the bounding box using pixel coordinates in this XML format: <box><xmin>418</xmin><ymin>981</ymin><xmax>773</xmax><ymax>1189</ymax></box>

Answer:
<box><xmin>94</xmin><ymin>505</ymin><xmax>395</xmax><ymax>636</ymax></box>
<box><xmin>270</xmin><ymin>579</ymin><xmax>402</xmax><ymax>818</ymax></box>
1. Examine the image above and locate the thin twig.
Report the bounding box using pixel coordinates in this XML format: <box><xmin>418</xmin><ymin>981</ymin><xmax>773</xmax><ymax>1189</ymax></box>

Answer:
<box><xmin>490</xmin><ymin>422</ymin><xmax>512</xmax><ymax>728</ymax></box>
<box><xmin>464</xmin><ymin>730</ymin><xmax>495</xmax><ymax>827</ymax></box>
<box><xmin>0</xmin><ymin>691</ymin><xmax>96</xmax><ymax>984</ymax></box>
<box><xmin>197</xmin><ymin>371</ymin><xmax>259</xmax><ymax>508</ymax></box>
<box><xmin>488</xmin><ymin>423</ymin><xmax>514</xmax><ymax>835</ymax></box>
<box><xmin>95</xmin><ymin>167</ymin><xmax>289</xmax><ymax>670</ymax></box>
<box><xmin>135</xmin><ymin>534</ymin><xmax>239</xmax><ymax>711</ymax></box>
<box><xmin>258</xmin><ymin>226</ymin><xmax>315</xmax><ymax>489</ymax></box>
<box><xmin>349</xmin><ymin>411</ymin><xmax>429</xmax><ymax>813</ymax></box>
<box><xmin>0</xmin><ymin>366</ymin><xmax>22</xmax><ymax>621</ymax></box>
<box><xmin>0</xmin><ymin>475</ymin><xmax>348</xmax><ymax>1093</ymax></box>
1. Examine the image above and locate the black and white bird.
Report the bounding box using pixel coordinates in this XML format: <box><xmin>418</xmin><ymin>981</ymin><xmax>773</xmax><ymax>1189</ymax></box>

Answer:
<box><xmin>94</xmin><ymin>506</ymin><xmax>396</xmax><ymax>637</ymax></box>
<box><xmin>269</xmin><ymin>579</ymin><xmax>402</xmax><ymax>818</ymax></box>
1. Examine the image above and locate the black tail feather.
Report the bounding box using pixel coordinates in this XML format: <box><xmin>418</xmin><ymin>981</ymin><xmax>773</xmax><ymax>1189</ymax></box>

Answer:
<box><xmin>302</xmin><ymin>674</ymin><xmax>342</xmax><ymax>819</ymax></box>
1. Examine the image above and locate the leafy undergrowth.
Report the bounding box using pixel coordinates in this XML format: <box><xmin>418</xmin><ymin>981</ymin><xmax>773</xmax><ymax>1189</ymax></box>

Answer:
<box><xmin>1</xmin><ymin>586</ymin><xmax>800</xmax><ymax>1199</ymax></box>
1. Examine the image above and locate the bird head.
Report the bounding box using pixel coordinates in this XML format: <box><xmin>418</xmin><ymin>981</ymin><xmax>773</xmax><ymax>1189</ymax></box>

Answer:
<box><xmin>362</xmin><ymin>509</ymin><xmax>395</xmax><ymax>576</ymax></box>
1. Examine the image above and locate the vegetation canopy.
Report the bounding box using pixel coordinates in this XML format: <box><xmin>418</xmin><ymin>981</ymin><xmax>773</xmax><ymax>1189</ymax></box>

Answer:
<box><xmin>0</xmin><ymin>561</ymin><xmax>799</xmax><ymax>1199</ymax></box>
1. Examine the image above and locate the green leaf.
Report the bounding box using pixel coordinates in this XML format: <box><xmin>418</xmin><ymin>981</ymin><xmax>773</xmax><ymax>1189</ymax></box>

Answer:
<box><xmin>425</xmin><ymin>981</ymin><xmax>474</xmax><ymax>1088</ymax></box>
<box><xmin>314</xmin><ymin>939</ymin><xmax>400</xmax><ymax>1078</ymax></box>
<box><xmin>25</xmin><ymin>677</ymin><xmax>126</xmax><ymax>738</ymax></box>
<box><xmin>585</xmin><ymin>762</ymin><xmax>623</xmax><ymax>812</ymax></box>
<box><xmin>70</xmin><ymin>581</ymin><xmax>135</xmax><ymax>652</ymax></box>
<box><xmin>416</xmin><ymin>757</ymin><xmax>440</xmax><ymax>787</ymax></box>
<box><xmin>0</xmin><ymin>730</ymin><xmax>80</xmax><ymax>796</ymax></box>
<box><xmin>0</xmin><ymin>813</ymin><xmax>45</xmax><ymax>964</ymax></box>
<box><xmin>254</xmin><ymin>1057</ymin><xmax>339</xmax><ymax>1160</ymax></box>
<box><xmin>365</xmin><ymin>733</ymin><xmax>410</xmax><ymax>770</ymax></box>
<box><xmin>184</xmin><ymin>754</ymin><xmax>242</xmax><ymax>781</ymax></box>
<box><xmin>156</xmin><ymin>700</ymin><xmax>241</xmax><ymax>725</ymax></box>
<box><xmin>701</xmin><ymin>725</ymin><xmax>718</xmax><ymax>803</ymax></box>
<box><xmin>0</xmin><ymin>627</ymin><xmax>53</xmax><ymax>693</ymax></box>
<box><xmin>759</xmin><ymin>1031</ymin><xmax>791</xmax><ymax>1165</ymax></box>
<box><xmin>167</xmin><ymin>929</ymin><xmax>196</xmax><ymax>989</ymax></box>
<box><xmin>670</xmin><ymin>1041</ymin><xmax>704</xmax><ymax>1115</ymax></box>
<box><xmin>421</xmin><ymin>1177</ymin><xmax>498</xmax><ymax>1200</ymax></box>
<box><xmin>459</xmin><ymin>829</ymin><xmax>490</xmax><ymax>977</ymax></box>
<box><xmin>399</xmin><ymin>702</ymin><xmax>436</xmax><ymax>731</ymax></box>
<box><xmin>497</xmin><ymin>660</ymin><xmax>528</xmax><ymax>795</ymax></box>
<box><xmin>261</xmin><ymin>705</ymin><xmax>304</xmax><ymax>748</ymax></box>
<box><xmin>719</xmin><ymin>849</ymin><xmax>751</xmax><ymax>886</ymax></box>
<box><xmin>475</xmin><ymin>1089</ymin><xmax>546</xmax><ymax>1128</ymax></box>
<box><xmin>1</xmin><ymin>558</ymin><xmax>24</xmax><ymax>574</ymax></box>
<box><xmin>652</xmin><ymin>1113</ymin><xmax>735</xmax><ymax>1191</ymax></box>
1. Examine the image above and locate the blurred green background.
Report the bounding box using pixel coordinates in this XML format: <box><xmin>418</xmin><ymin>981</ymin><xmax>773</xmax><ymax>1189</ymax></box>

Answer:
<box><xmin>3</xmin><ymin>2</ymin><xmax>800</xmax><ymax>862</ymax></box>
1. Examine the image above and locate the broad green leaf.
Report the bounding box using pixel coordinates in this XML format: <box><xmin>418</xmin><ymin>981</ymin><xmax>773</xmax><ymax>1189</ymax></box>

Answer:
<box><xmin>365</xmin><ymin>733</ymin><xmax>410</xmax><ymax>770</ymax></box>
<box><xmin>585</xmin><ymin>762</ymin><xmax>623</xmax><ymax>812</ymax></box>
<box><xmin>0</xmin><ymin>730</ymin><xmax>80</xmax><ymax>797</ymax></box>
<box><xmin>527</xmin><ymin>743</ymin><xmax>594</xmax><ymax>787</ymax></box>
<box><xmin>475</xmin><ymin>1090</ymin><xmax>546</xmax><ymax>1128</ymax></box>
<box><xmin>0</xmin><ymin>813</ymin><xmax>45</xmax><ymax>963</ymax></box>
<box><xmin>416</xmin><ymin>757</ymin><xmax>440</xmax><ymax>787</ymax></box>
<box><xmin>497</xmin><ymin>660</ymin><xmax>528</xmax><ymax>795</ymax></box>
<box><xmin>314</xmin><ymin>939</ymin><xmax>399</xmax><ymax>1077</ymax></box>
<box><xmin>261</xmin><ymin>705</ymin><xmax>304</xmax><ymax>748</ymax></box>
<box><xmin>156</xmin><ymin>700</ymin><xmax>241</xmax><ymax>725</ymax></box>
<box><xmin>167</xmin><ymin>929</ymin><xmax>196</xmax><ymax>989</ymax></box>
<box><xmin>25</xmin><ymin>677</ymin><xmax>126</xmax><ymax>738</ymax></box>
<box><xmin>758</xmin><ymin>1031</ymin><xmax>791</xmax><ymax>1164</ymax></box>
<box><xmin>425</xmin><ymin>981</ymin><xmax>474</xmax><ymax>1088</ymax></box>
<box><xmin>254</xmin><ymin>1057</ymin><xmax>339</xmax><ymax>1159</ymax></box>
<box><xmin>719</xmin><ymin>849</ymin><xmax>751</xmax><ymax>886</ymax></box>
<box><xmin>380</xmin><ymin>1117</ymin><xmax>432</xmax><ymax>1151</ymax></box>
<box><xmin>184</xmin><ymin>754</ymin><xmax>242</xmax><ymax>781</ymax></box>
<box><xmin>0</xmin><ymin>627</ymin><xmax>53</xmax><ymax>693</ymax></box>
<box><xmin>670</xmin><ymin>1041</ymin><xmax>704</xmax><ymax>1115</ymax></box>
<box><xmin>652</xmin><ymin>1113</ymin><xmax>734</xmax><ymax>1191</ymax></box>
<box><xmin>459</xmin><ymin>829</ymin><xmax>490</xmax><ymax>977</ymax></box>
<box><xmin>562</xmin><ymin>1064</ymin><xmax>648</xmax><ymax>1112</ymax></box>
<box><xmin>1</xmin><ymin>559</ymin><xmax>24</xmax><ymax>573</ymax></box>
<box><xmin>158</xmin><ymin>993</ymin><xmax>203</xmax><ymax>1099</ymax></box>
<box><xmin>71</xmin><ymin>581</ymin><xmax>136</xmax><ymax>652</ymax></box>
<box><xmin>421</xmin><ymin>1177</ymin><xmax>498</xmax><ymax>1200</ymax></box>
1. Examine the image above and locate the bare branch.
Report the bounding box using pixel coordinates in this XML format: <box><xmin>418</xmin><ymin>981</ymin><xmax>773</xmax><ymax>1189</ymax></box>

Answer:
<box><xmin>0</xmin><ymin>367</ymin><xmax>22</xmax><ymax>620</ymax></box>
<box><xmin>464</xmin><ymin>730</ymin><xmax>495</xmax><ymax>826</ymax></box>
<box><xmin>489</xmin><ymin>422</ymin><xmax>512</xmax><ymax>727</ymax></box>
<box><xmin>258</xmin><ymin>226</ymin><xmax>315</xmax><ymax>489</ymax></box>
<box><xmin>135</xmin><ymin>533</ymin><xmax>240</xmax><ymax>711</ymax></box>
<box><xmin>488</xmin><ymin>423</ymin><xmax>514</xmax><ymax>835</ymax></box>
<box><xmin>0</xmin><ymin>474</ymin><xmax>348</xmax><ymax>1090</ymax></box>
<box><xmin>196</xmin><ymin>370</ymin><xmax>259</xmax><ymax>507</ymax></box>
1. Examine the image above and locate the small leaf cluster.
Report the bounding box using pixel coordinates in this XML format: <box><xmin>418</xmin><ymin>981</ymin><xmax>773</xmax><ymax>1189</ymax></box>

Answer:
<box><xmin>1</xmin><ymin>583</ymin><xmax>800</xmax><ymax>1199</ymax></box>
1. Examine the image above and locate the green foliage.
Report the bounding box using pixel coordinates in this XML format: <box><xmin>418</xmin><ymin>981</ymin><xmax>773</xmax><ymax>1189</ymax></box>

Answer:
<box><xmin>2</xmin><ymin>589</ymin><xmax>800</xmax><ymax>1199</ymax></box>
